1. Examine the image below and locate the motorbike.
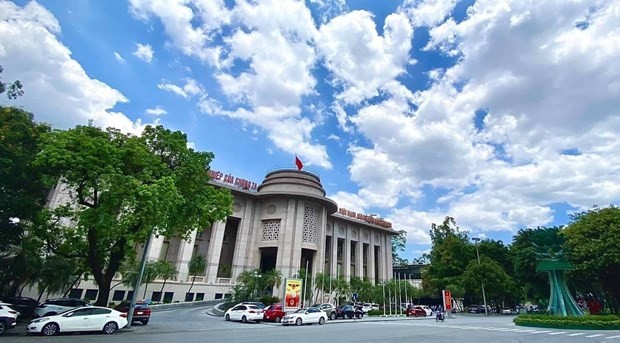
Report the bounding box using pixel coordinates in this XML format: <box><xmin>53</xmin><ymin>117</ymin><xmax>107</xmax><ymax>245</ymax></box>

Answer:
<box><xmin>436</xmin><ymin>311</ymin><xmax>445</xmax><ymax>322</ymax></box>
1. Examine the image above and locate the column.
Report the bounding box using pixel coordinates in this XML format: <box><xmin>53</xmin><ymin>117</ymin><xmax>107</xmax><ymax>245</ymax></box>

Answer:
<box><xmin>385</xmin><ymin>233</ymin><xmax>393</xmax><ymax>282</ymax></box>
<box><xmin>356</xmin><ymin>237</ymin><xmax>363</xmax><ymax>279</ymax></box>
<box><xmin>276</xmin><ymin>199</ymin><xmax>299</xmax><ymax>279</ymax></box>
<box><xmin>369</xmin><ymin>231</ymin><xmax>376</xmax><ymax>284</ymax></box>
<box><xmin>231</xmin><ymin>206</ymin><xmax>253</xmax><ymax>281</ymax></box>
<box><xmin>330</xmin><ymin>222</ymin><xmax>338</xmax><ymax>278</ymax></box>
<box><xmin>206</xmin><ymin>220</ymin><xmax>226</xmax><ymax>284</ymax></box>
<box><xmin>344</xmin><ymin>225</ymin><xmax>351</xmax><ymax>281</ymax></box>
<box><xmin>146</xmin><ymin>234</ymin><xmax>165</xmax><ymax>261</ymax></box>
<box><xmin>175</xmin><ymin>229</ymin><xmax>197</xmax><ymax>282</ymax></box>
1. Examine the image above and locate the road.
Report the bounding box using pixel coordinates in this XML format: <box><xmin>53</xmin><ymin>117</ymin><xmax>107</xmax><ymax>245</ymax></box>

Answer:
<box><xmin>3</xmin><ymin>306</ymin><xmax>620</xmax><ymax>343</ymax></box>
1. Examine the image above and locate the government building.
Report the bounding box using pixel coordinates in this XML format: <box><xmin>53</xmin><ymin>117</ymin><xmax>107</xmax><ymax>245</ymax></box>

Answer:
<box><xmin>42</xmin><ymin>167</ymin><xmax>398</xmax><ymax>304</ymax></box>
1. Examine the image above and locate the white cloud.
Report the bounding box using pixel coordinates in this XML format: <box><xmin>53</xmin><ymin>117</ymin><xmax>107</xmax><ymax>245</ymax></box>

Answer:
<box><xmin>113</xmin><ymin>51</ymin><xmax>125</xmax><ymax>62</ymax></box>
<box><xmin>145</xmin><ymin>105</ymin><xmax>167</xmax><ymax>116</ymax></box>
<box><xmin>401</xmin><ymin>0</ymin><xmax>457</xmax><ymax>27</ymax></box>
<box><xmin>317</xmin><ymin>10</ymin><xmax>414</xmax><ymax>105</ymax></box>
<box><xmin>133</xmin><ymin>42</ymin><xmax>153</xmax><ymax>63</ymax></box>
<box><xmin>158</xmin><ymin>78</ymin><xmax>204</xmax><ymax>99</ymax></box>
<box><xmin>0</xmin><ymin>1</ymin><xmax>146</xmax><ymax>134</ymax></box>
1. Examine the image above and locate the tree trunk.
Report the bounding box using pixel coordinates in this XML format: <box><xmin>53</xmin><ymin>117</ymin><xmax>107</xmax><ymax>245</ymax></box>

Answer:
<box><xmin>159</xmin><ymin>279</ymin><xmax>167</xmax><ymax>295</ymax></box>
<box><xmin>63</xmin><ymin>274</ymin><xmax>83</xmax><ymax>297</ymax></box>
<box><xmin>96</xmin><ymin>279</ymin><xmax>112</xmax><ymax>307</ymax></box>
<box><xmin>36</xmin><ymin>286</ymin><xmax>47</xmax><ymax>303</ymax></box>
<box><xmin>187</xmin><ymin>274</ymin><xmax>196</xmax><ymax>295</ymax></box>
<box><xmin>143</xmin><ymin>282</ymin><xmax>149</xmax><ymax>299</ymax></box>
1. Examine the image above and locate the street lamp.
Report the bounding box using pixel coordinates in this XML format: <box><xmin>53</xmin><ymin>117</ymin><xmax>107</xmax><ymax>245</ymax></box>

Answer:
<box><xmin>471</xmin><ymin>237</ymin><xmax>488</xmax><ymax>316</ymax></box>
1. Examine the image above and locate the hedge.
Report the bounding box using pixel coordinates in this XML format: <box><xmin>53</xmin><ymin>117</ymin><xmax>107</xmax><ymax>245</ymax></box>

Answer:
<box><xmin>367</xmin><ymin>310</ymin><xmax>382</xmax><ymax>316</ymax></box>
<box><xmin>514</xmin><ymin>314</ymin><xmax>620</xmax><ymax>330</ymax></box>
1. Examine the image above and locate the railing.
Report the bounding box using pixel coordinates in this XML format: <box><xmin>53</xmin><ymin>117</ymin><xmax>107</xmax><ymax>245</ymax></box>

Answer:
<box><xmin>186</xmin><ymin>276</ymin><xmax>205</xmax><ymax>283</ymax></box>
<box><xmin>265</xmin><ymin>164</ymin><xmax>321</xmax><ymax>179</ymax></box>
<box><xmin>216</xmin><ymin>277</ymin><xmax>233</xmax><ymax>284</ymax></box>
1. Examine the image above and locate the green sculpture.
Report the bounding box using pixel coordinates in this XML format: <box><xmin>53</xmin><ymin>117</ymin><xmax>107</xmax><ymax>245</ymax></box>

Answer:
<box><xmin>533</xmin><ymin>243</ymin><xmax>584</xmax><ymax>316</ymax></box>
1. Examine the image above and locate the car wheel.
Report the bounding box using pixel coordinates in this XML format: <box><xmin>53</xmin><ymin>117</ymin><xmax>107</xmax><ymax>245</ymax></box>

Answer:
<box><xmin>330</xmin><ymin>312</ymin><xmax>336</xmax><ymax>320</ymax></box>
<box><xmin>318</xmin><ymin>317</ymin><xmax>325</xmax><ymax>325</ymax></box>
<box><xmin>295</xmin><ymin>318</ymin><xmax>302</xmax><ymax>326</ymax></box>
<box><xmin>357</xmin><ymin>314</ymin><xmax>363</xmax><ymax>319</ymax></box>
<box><xmin>41</xmin><ymin>323</ymin><xmax>59</xmax><ymax>336</ymax></box>
<box><xmin>225</xmin><ymin>314</ymin><xmax>230</xmax><ymax>321</ymax></box>
<box><xmin>0</xmin><ymin>321</ymin><xmax>6</xmax><ymax>335</ymax></box>
<box><xmin>275</xmin><ymin>316</ymin><xmax>282</xmax><ymax>323</ymax></box>
<box><xmin>241</xmin><ymin>315</ymin><xmax>247</xmax><ymax>323</ymax></box>
<box><xmin>141</xmin><ymin>319</ymin><xmax>149</xmax><ymax>325</ymax></box>
<box><xmin>103</xmin><ymin>321</ymin><xmax>118</xmax><ymax>334</ymax></box>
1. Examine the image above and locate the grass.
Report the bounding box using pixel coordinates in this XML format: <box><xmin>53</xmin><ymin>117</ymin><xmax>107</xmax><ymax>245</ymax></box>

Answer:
<box><xmin>514</xmin><ymin>314</ymin><xmax>620</xmax><ymax>330</ymax></box>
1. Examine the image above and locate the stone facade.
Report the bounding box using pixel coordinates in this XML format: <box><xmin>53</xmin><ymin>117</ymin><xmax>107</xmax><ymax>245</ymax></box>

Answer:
<box><xmin>34</xmin><ymin>169</ymin><xmax>397</xmax><ymax>304</ymax></box>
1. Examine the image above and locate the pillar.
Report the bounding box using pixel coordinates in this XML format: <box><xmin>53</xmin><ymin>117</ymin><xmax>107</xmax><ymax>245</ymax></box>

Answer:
<box><xmin>206</xmin><ymin>220</ymin><xmax>227</xmax><ymax>284</ymax></box>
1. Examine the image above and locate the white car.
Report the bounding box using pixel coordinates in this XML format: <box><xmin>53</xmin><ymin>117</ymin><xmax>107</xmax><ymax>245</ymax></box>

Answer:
<box><xmin>361</xmin><ymin>303</ymin><xmax>373</xmax><ymax>313</ymax></box>
<box><xmin>281</xmin><ymin>307</ymin><xmax>327</xmax><ymax>326</ymax></box>
<box><xmin>224</xmin><ymin>304</ymin><xmax>263</xmax><ymax>323</ymax></box>
<box><xmin>0</xmin><ymin>302</ymin><xmax>20</xmax><ymax>321</ymax></box>
<box><xmin>415</xmin><ymin>305</ymin><xmax>433</xmax><ymax>316</ymax></box>
<box><xmin>34</xmin><ymin>298</ymin><xmax>91</xmax><ymax>317</ymax></box>
<box><xmin>27</xmin><ymin>306</ymin><xmax>127</xmax><ymax>336</ymax></box>
<box><xmin>0</xmin><ymin>305</ymin><xmax>19</xmax><ymax>335</ymax></box>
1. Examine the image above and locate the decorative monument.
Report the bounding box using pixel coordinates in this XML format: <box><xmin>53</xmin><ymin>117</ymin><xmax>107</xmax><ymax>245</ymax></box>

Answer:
<box><xmin>534</xmin><ymin>243</ymin><xmax>584</xmax><ymax>316</ymax></box>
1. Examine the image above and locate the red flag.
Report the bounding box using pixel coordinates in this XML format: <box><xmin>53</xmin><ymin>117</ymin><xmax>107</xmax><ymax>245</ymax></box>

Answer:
<box><xmin>295</xmin><ymin>155</ymin><xmax>303</xmax><ymax>170</ymax></box>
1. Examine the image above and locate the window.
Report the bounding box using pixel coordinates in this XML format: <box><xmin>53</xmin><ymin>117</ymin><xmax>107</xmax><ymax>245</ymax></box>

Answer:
<box><xmin>185</xmin><ymin>293</ymin><xmax>194</xmax><ymax>302</ymax></box>
<box><xmin>112</xmin><ymin>290</ymin><xmax>125</xmax><ymax>301</ymax></box>
<box><xmin>126</xmin><ymin>291</ymin><xmax>134</xmax><ymax>300</ymax></box>
<box><xmin>196</xmin><ymin>293</ymin><xmax>205</xmax><ymax>301</ymax></box>
<box><xmin>152</xmin><ymin>292</ymin><xmax>162</xmax><ymax>302</ymax></box>
<box><xmin>68</xmin><ymin>288</ymin><xmax>83</xmax><ymax>299</ymax></box>
<box><xmin>233</xmin><ymin>305</ymin><xmax>246</xmax><ymax>311</ymax></box>
<box><xmin>214</xmin><ymin>293</ymin><xmax>223</xmax><ymax>300</ymax></box>
<box><xmin>84</xmin><ymin>289</ymin><xmax>98</xmax><ymax>301</ymax></box>
<box><xmin>159</xmin><ymin>240</ymin><xmax>170</xmax><ymax>261</ymax></box>
<box><xmin>163</xmin><ymin>292</ymin><xmax>174</xmax><ymax>303</ymax></box>
<box><xmin>71</xmin><ymin>308</ymin><xmax>93</xmax><ymax>316</ymax></box>
<box><xmin>91</xmin><ymin>308</ymin><xmax>111</xmax><ymax>315</ymax></box>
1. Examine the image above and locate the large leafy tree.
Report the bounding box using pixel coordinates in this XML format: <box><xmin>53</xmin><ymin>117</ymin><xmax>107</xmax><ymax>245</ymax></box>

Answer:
<box><xmin>0</xmin><ymin>107</ymin><xmax>50</xmax><ymax>298</ymax></box>
<box><xmin>563</xmin><ymin>206</ymin><xmax>620</xmax><ymax>313</ymax></box>
<box><xmin>460</xmin><ymin>256</ymin><xmax>517</xmax><ymax>307</ymax></box>
<box><xmin>391</xmin><ymin>230</ymin><xmax>409</xmax><ymax>265</ymax></box>
<box><xmin>33</xmin><ymin>124</ymin><xmax>233</xmax><ymax>306</ymax></box>
<box><xmin>186</xmin><ymin>254</ymin><xmax>206</xmax><ymax>297</ymax></box>
<box><xmin>155</xmin><ymin>260</ymin><xmax>177</xmax><ymax>296</ymax></box>
<box><xmin>424</xmin><ymin>217</ymin><xmax>474</xmax><ymax>294</ymax></box>
<box><xmin>0</xmin><ymin>65</ymin><xmax>24</xmax><ymax>99</ymax></box>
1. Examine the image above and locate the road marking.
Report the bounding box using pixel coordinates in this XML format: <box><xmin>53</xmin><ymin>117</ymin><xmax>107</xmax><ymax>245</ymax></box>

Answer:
<box><xmin>531</xmin><ymin>330</ymin><xmax>552</xmax><ymax>334</ymax></box>
<box><xmin>548</xmin><ymin>332</ymin><xmax>567</xmax><ymax>335</ymax></box>
<box><xmin>585</xmin><ymin>334</ymin><xmax>603</xmax><ymax>338</ymax></box>
<box><xmin>568</xmin><ymin>333</ymin><xmax>584</xmax><ymax>336</ymax></box>
<box><xmin>607</xmin><ymin>335</ymin><xmax>620</xmax><ymax>339</ymax></box>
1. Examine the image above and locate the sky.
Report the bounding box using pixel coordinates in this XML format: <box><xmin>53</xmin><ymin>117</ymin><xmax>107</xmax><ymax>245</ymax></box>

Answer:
<box><xmin>1</xmin><ymin>0</ymin><xmax>619</xmax><ymax>262</ymax></box>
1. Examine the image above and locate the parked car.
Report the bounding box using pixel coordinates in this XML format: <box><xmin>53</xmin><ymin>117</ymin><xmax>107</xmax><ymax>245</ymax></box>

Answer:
<box><xmin>26</xmin><ymin>306</ymin><xmax>127</xmax><ymax>336</ymax></box>
<box><xmin>467</xmin><ymin>306</ymin><xmax>480</xmax><ymax>314</ymax></box>
<box><xmin>224</xmin><ymin>304</ymin><xmax>263</xmax><ymax>323</ymax></box>
<box><xmin>34</xmin><ymin>298</ymin><xmax>91</xmax><ymax>318</ymax></box>
<box><xmin>0</xmin><ymin>303</ymin><xmax>20</xmax><ymax>321</ymax></box>
<box><xmin>237</xmin><ymin>302</ymin><xmax>266</xmax><ymax>309</ymax></box>
<box><xmin>114</xmin><ymin>300</ymin><xmax>151</xmax><ymax>325</ymax></box>
<box><xmin>281</xmin><ymin>307</ymin><xmax>327</xmax><ymax>326</ymax></box>
<box><xmin>310</xmin><ymin>303</ymin><xmax>337</xmax><ymax>320</ymax></box>
<box><xmin>406</xmin><ymin>307</ymin><xmax>426</xmax><ymax>317</ymax></box>
<box><xmin>335</xmin><ymin>305</ymin><xmax>364</xmax><ymax>319</ymax></box>
<box><xmin>0</xmin><ymin>305</ymin><xmax>18</xmax><ymax>335</ymax></box>
<box><xmin>501</xmin><ymin>308</ymin><xmax>515</xmax><ymax>315</ymax></box>
<box><xmin>263</xmin><ymin>303</ymin><xmax>285</xmax><ymax>323</ymax></box>
<box><xmin>4</xmin><ymin>297</ymin><xmax>38</xmax><ymax>318</ymax></box>
<box><xmin>361</xmin><ymin>303</ymin><xmax>375</xmax><ymax>314</ymax></box>
<box><xmin>415</xmin><ymin>305</ymin><xmax>432</xmax><ymax>316</ymax></box>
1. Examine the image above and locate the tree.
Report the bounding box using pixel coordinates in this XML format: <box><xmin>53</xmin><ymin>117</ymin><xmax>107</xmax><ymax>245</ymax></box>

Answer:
<box><xmin>33</xmin><ymin>124</ymin><xmax>233</xmax><ymax>306</ymax></box>
<box><xmin>186</xmin><ymin>254</ymin><xmax>206</xmax><ymax>297</ymax></box>
<box><xmin>563</xmin><ymin>206</ymin><xmax>620</xmax><ymax>313</ymax></box>
<box><xmin>36</xmin><ymin>255</ymin><xmax>82</xmax><ymax>302</ymax></box>
<box><xmin>313</xmin><ymin>272</ymin><xmax>333</xmax><ymax>303</ymax></box>
<box><xmin>0</xmin><ymin>65</ymin><xmax>24</xmax><ymax>99</ymax></box>
<box><xmin>460</xmin><ymin>256</ymin><xmax>516</xmax><ymax>307</ymax></box>
<box><xmin>0</xmin><ymin>107</ymin><xmax>50</xmax><ymax>298</ymax></box>
<box><xmin>333</xmin><ymin>277</ymin><xmax>350</xmax><ymax>305</ymax></box>
<box><xmin>155</xmin><ymin>260</ymin><xmax>177</xmax><ymax>297</ymax></box>
<box><xmin>424</xmin><ymin>217</ymin><xmax>474</xmax><ymax>294</ymax></box>
<box><xmin>261</xmin><ymin>269</ymin><xmax>283</xmax><ymax>294</ymax></box>
<box><xmin>391</xmin><ymin>230</ymin><xmax>409</xmax><ymax>265</ymax></box>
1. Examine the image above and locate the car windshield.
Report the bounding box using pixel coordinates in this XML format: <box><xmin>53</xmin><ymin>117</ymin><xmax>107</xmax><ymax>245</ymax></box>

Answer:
<box><xmin>294</xmin><ymin>309</ymin><xmax>305</xmax><ymax>313</ymax></box>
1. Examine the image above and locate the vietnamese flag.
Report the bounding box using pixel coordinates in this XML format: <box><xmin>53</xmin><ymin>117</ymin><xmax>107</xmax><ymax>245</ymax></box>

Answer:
<box><xmin>295</xmin><ymin>155</ymin><xmax>303</xmax><ymax>170</ymax></box>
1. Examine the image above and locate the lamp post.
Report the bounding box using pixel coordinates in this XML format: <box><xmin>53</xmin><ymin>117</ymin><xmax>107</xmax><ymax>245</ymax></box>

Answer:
<box><xmin>472</xmin><ymin>237</ymin><xmax>488</xmax><ymax>316</ymax></box>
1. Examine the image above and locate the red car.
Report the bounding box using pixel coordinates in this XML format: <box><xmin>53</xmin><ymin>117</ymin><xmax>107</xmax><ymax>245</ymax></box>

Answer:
<box><xmin>406</xmin><ymin>307</ymin><xmax>426</xmax><ymax>317</ymax></box>
<box><xmin>114</xmin><ymin>300</ymin><xmax>151</xmax><ymax>325</ymax></box>
<box><xmin>263</xmin><ymin>304</ymin><xmax>285</xmax><ymax>323</ymax></box>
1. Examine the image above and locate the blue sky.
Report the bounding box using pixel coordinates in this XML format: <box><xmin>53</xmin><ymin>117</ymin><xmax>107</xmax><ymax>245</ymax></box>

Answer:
<box><xmin>2</xmin><ymin>0</ymin><xmax>620</xmax><ymax>262</ymax></box>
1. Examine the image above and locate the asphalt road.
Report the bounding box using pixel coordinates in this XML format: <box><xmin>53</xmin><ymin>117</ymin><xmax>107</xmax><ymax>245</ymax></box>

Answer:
<box><xmin>3</xmin><ymin>306</ymin><xmax>620</xmax><ymax>343</ymax></box>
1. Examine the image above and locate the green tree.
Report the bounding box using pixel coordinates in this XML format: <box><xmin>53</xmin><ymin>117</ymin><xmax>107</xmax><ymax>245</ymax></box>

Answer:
<box><xmin>0</xmin><ymin>65</ymin><xmax>24</xmax><ymax>99</ymax></box>
<box><xmin>349</xmin><ymin>276</ymin><xmax>374</xmax><ymax>303</ymax></box>
<box><xmin>36</xmin><ymin>255</ymin><xmax>82</xmax><ymax>302</ymax></box>
<box><xmin>33</xmin><ymin>124</ymin><xmax>233</xmax><ymax>306</ymax></box>
<box><xmin>186</xmin><ymin>254</ymin><xmax>206</xmax><ymax>297</ymax></box>
<box><xmin>313</xmin><ymin>272</ymin><xmax>332</xmax><ymax>303</ymax></box>
<box><xmin>391</xmin><ymin>230</ymin><xmax>409</xmax><ymax>265</ymax></box>
<box><xmin>155</xmin><ymin>260</ymin><xmax>177</xmax><ymax>297</ymax></box>
<box><xmin>0</xmin><ymin>107</ymin><xmax>50</xmax><ymax>298</ymax></box>
<box><xmin>424</xmin><ymin>217</ymin><xmax>474</xmax><ymax>294</ymax></box>
<box><xmin>563</xmin><ymin>206</ymin><xmax>620</xmax><ymax>313</ymax></box>
<box><xmin>261</xmin><ymin>269</ymin><xmax>283</xmax><ymax>295</ymax></box>
<box><xmin>333</xmin><ymin>277</ymin><xmax>350</xmax><ymax>305</ymax></box>
<box><xmin>460</xmin><ymin>256</ymin><xmax>516</xmax><ymax>307</ymax></box>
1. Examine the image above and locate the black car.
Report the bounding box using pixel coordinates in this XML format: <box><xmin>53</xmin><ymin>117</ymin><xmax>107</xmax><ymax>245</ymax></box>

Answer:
<box><xmin>3</xmin><ymin>297</ymin><xmax>38</xmax><ymax>319</ymax></box>
<box><xmin>336</xmin><ymin>305</ymin><xmax>364</xmax><ymax>319</ymax></box>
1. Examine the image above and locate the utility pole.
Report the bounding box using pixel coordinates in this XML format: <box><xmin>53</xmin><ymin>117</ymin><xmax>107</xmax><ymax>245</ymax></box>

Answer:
<box><xmin>472</xmin><ymin>237</ymin><xmax>488</xmax><ymax>316</ymax></box>
<box><xmin>127</xmin><ymin>229</ymin><xmax>154</xmax><ymax>327</ymax></box>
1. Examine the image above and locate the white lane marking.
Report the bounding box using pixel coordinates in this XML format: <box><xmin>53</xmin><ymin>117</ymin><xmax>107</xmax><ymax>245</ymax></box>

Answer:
<box><xmin>516</xmin><ymin>329</ymin><xmax>535</xmax><ymax>332</ymax></box>
<box><xmin>568</xmin><ymin>333</ymin><xmax>585</xmax><ymax>336</ymax></box>
<box><xmin>607</xmin><ymin>335</ymin><xmax>620</xmax><ymax>339</ymax></box>
<box><xmin>548</xmin><ymin>332</ymin><xmax>567</xmax><ymax>335</ymax></box>
<box><xmin>585</xmin><ymin>334</ymin><xmax>603</xmax><ymax>338</ymax></box>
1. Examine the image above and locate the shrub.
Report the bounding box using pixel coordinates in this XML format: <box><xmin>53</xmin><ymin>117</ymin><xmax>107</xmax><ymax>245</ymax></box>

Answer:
<box><xmin>367</xmin><ymin>310</ymin><xmax>383</xmax><ymax>316</ymax></box>
<box><xmin>514</xmin><ymin>314</ymin><xmax>620</xmax><ymax>330</ymax></box>
<box><xmin>260</xmin><ymin>296</ymin><xmax>280</xmax><ymax>305</ymax></box>
<box><xmin>220</xmin><ymin>302</ymin><xmax>237</xmax><ymax>311</ymax></box>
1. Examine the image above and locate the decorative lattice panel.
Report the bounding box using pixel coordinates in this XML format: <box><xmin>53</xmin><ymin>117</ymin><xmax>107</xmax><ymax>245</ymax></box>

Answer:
<box><xmin>303</xmin><ymin>204</ymin><xmax>318</xmax><ymax>244</ymax></box>
<box><xmin>262</xmin><ymin>219</ymin><xmax>280</xmax><ymax>242</ymax></box>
